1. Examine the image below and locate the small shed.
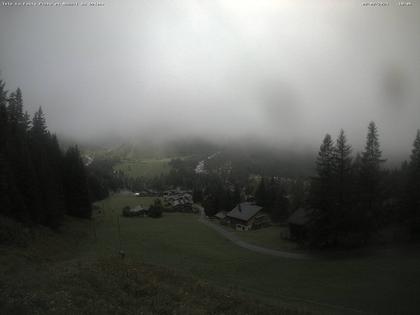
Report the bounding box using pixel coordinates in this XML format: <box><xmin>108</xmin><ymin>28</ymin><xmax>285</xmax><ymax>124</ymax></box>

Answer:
<box><xmin>122</xmin><ymin>205</ymin><xmax>148</xmax><ymax>217</ymax></box>
<box><xmin>287</xmin><ymin>208</ymin><xmax>312</xmax><ymax>241</ymax></box>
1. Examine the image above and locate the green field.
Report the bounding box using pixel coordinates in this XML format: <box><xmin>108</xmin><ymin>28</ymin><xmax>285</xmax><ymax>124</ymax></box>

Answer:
<box><xmin>232</xmin><ymin>225</ymin><xmax>298</xmax><ymax>251</ymax></box>
<box><xmin>84</xmin><ymin>144</ymin><xmax>192</xmax><ymax>179</ymax></box>
<box><xmin>3</xmin><ymin>194</ymin><xmax>419</xmax><ymax>314</ymax></box>
<box><xmin>114</xmin><ymin>158</ymin><xmax>172</xmax><ymax>178</ymax></box>
<box><xmin>1</xmin><ymin>215</ymin><xmax>295</xmax><ymax>315</ymax></box>
<box><xmin>91</xmin><ymin>194</ymin><xmax>420</xmax><ymax>315</ymax></box>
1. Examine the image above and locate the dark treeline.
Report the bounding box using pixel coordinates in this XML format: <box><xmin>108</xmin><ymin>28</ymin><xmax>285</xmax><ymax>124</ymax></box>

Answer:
<box><xmin>199</xmin><ymin>174</ymin><xmax>306</xmax><ymax>222</ymax></box>
<box><xmin>192</xmin><ymin>121</ymin><xmax>420</xmax><ymax>249</ymax></box>
<box><xmin>306</xmin><ymin>122</ymin><xmax>420</xmax><ymax>247</ymax></box>
<box><xmin>0</xmin><ymin>79</ymin><xmax>91</xmax><ymax>228</ymax></box>
<box><xmin>86</xmin><ymin>157</ymin><xmax>127</xmax><ymax>202</ymax></box>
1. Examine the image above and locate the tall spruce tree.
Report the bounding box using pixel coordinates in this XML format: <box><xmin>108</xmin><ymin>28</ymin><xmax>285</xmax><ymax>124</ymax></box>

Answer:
<box><xmin>32</xmin><ymin>107</ymin><xmax>47</xmax><ymax>137</ymax></box>
<box><xmin>308</xmin><ymin>134</ymin><xmax>336</xmax><ymax>247</ymax></box>
<box><xmin>0</xmin><ymin>80</ymin><xmax>12</xmax><ymax>217</ymax></box>
<box><xmin>272</xmin><ymin>185</ymin><xmax>289</xmax><ymax>222</ymax></box>
<box><xmin>63</xmin><ymin>146</ymin><xmax>92</xmax><ymax>218</ymax></box>
<box><xmin>311</xmin><ymin>134</ymin><xmax>335</xmax><ymax>210</ymax></box>
<box><xmin>332</xmin><ymin>129</ymin><xmax>352</xmax><ymax>209</ymax></box>
<box><xmin>407</xmin><ymin>130</ymin><xmax>420</xmax><ymax>237</ymax></box>
<box><xmin>6</xmin><ymin>88</ymin><xmax>35</xmax><ymax>222</ymax></box>
<box><xmin>30</xmin><ymin>107</ymin><xmax>66</xmax><ymax>226</ymax></box>
<box><xmin>359</xmin><ymin>121</ymin><xmax>384</xmax><ymax>233</ymax></box>
<box><xmin>255</xmin><ymin>177</ymin><xmax>267</xmax><ymax>207</ymax></box>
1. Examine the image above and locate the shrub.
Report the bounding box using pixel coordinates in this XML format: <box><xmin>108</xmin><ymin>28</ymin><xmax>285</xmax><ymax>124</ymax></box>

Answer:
<box><xmin>0</xmin><ymin>215</ymin><xmax>31</xmax><ymax>247</ymax></box>
<box><xmin>148</xmin><ymin>199</ymin><xmax>163</xmax><ymax>218</ymax></box>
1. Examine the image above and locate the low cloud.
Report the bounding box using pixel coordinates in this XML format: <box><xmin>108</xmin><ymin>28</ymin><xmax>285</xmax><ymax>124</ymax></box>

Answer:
<box><xmin>0</xmin><ymin>0</ymin><xmax>419</xmax><ymax>161</ymax></box>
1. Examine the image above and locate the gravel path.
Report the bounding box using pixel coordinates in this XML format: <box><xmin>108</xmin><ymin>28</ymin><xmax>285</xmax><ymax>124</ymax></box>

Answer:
<box><xmin>198</xmin><ymin>217</ymin><xmax>311</xmax><ymax>260</ymax></box>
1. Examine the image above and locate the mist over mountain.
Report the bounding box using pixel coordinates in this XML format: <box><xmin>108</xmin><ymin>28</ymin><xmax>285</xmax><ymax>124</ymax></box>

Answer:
<box><xmin>2</xmin><ymin>3</ymin><xmax>420</xmax><ymax>314</ymax></box>
<box><xmin>1</xmin><ymin>0</ymin><xmax>419</xmax><ymax>165</ymax></box>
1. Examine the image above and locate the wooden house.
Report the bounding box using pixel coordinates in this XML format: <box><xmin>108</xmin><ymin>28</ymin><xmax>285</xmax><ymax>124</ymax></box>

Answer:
<box><xmin>226</xmin><ymin>202</ymin><xmax>269</xmax><ymax>231</ymax></box>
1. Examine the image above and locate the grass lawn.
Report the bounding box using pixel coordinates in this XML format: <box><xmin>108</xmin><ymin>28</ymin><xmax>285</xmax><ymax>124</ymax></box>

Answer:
<box><xmin>96</xmin><ymin>194</ymin><xmax>158</xmax><ymax>210</ymax></box>
<box><xmin>232</xmin><ymin>225</ymin><xmax>299</xmax><ymax>252</ymax></box>
<box><xmin>1</xmin><ymin>216</ymin><xmax>296</xmax><ymax>315</ymax></box>
<box><xmin>91</xmin><ymin>194</ymin><xmax>420</xmax><ymax>315</ymax></box>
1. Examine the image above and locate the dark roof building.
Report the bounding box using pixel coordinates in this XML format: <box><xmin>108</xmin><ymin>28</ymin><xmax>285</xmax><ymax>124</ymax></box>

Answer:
<box><xmin>227</xmin><ymin>202</ymin><xmax>262</xmax><ymax>222</ymax></box>
<box><xmin>288</xmin><ymin>208</ymin><xmax>312</xmax><ymax>226</ymax></box>
<box><xmin>287</xmin><ymin>208</ymin><xmax>313</xmax><ymax>241</ymax></box>
<box><xmin>226</xmin><ymin>202</ymin><xmax>269</xmax><ymax>231</ymax></box>
<box><xmin>163</xmin><ymin>190</ymin><xmax>193</xmax><ymax>212</ymax></box>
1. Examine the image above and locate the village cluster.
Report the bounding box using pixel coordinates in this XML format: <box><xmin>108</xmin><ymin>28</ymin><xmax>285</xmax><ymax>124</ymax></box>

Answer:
<box><xmin>123</xmin><ymin>188</ymin><xmax>198</xmax><ymax>217</ymax></box>
<box><xmin>121</xmin><ymin>188</ymin><xmax>307</xmax><ymax>236</ymax></box>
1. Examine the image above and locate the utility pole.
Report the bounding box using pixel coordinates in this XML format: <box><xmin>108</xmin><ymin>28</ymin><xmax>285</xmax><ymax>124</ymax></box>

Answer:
<box><xmin>92</xmin><ymin>218</ymin><xmax>97</xmax><ymax>241</ymax></box>
<box><xmin>117</xmin><ymin>215</ymin><xmax>125</xmax><ymax>259</ymax></box>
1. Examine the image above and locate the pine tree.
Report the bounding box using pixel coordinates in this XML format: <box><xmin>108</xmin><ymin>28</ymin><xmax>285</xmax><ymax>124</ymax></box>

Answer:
<box><xmin>63</xmin><ymin>146</ymin><xmax>92</xmax><ymax>218</ymax></box>
<box><xmin>0</xmin><ymin>78</ymin><xmax>92</xmax><ymax>227</ymax></box>
<box><xmin>407</xmin><ymin>130</ymin><xmax>420</xmax><ymax>236</ymax></box>
<box><xmin>316</xmin><ymin>134</ymin><xmax>335</xmax><ymax>179</ymax></box>
<box><xmin>0</xmin><ymin>80</ymin><xmax>8</xmax><ymax>147</ymax></box>
<box><xmin>233</xmin><ymin>184</ymin><xmax>241</xmax><ymax>205</ymax></box>
<box><xmin>332</xmin><ymin>129</ymin><xmax>352</xmax><ymax>208</ymax></box>
<box><xmin>0</xmin><ymin>80</ymin><xmax>11</xmax><ymax>217</ymax></box>
<box><xmin>43</xmin><ymin>134</ymin><xmax>66</xmax><ymax>226</ymax></box>
<box><xmin>409</xmin><ymin>130</ymin><xmax>420</xmax><ymax>176</ymax></box>
<box><xmin>5</xmin><ymin>88</ymin><xmax>34</xmax><ymax>222</ymax></box>
<box><xmin>14</xmin><ymin>88</ymin><xmax>24</xmax><ymax>127</ymax></box>
<box><xmin>32</xmin><ymin>107</ymin><xmax>48</xmax><ymax>137</ymax></box>
<box><xmin>362</xmin><ymin>122</ymin><xmax>383</xmax><ymax>170</ymax></box>
<box><xmin>360</xmin><ymin>121</ymin><xmax>384</xmax><ymax>204</ymax></box>
<box><xmin>29</xmin><ymin>106</ymin><xmax>51</xmax><ymax>224</ymax></box>
<box><xmin>311</xmin><ymin>134</ymin><xmax>335</xmax><ymax>210</ymax></box>
<box><xmin>271</xmin><ymin>185</ymin><xmax>289</xmax><ymax>222</ymax></box>
<box><xmin>23</xmin><ymin>111</ymin><xmax>31</xmax><ymax>131</ymax></box>
<box><xmin>267</xmin><ymin>177</ymin><xmax>277</xmax><ymax>208</ymax></box>
<box><xmin>0</xmin><ymin>80</ymin><xmax>8</xmax><ymax>109</ymax></box>
<box><xmin>307</xmin><ymin>134</ymin><xmax>337</xmax><ymax>246</ymax></box>
<box><xmin>255</xmin><ymin>177</ymin><xmax>267</xmax><ymax>207</ymax></box>
<box><xmin>352</xmin><ymin>153</ymin><xmax>362</xmax><ymax>175</ymax></box>
<box><xmin>359</xmin><ymin>121</ymin><xmax>384</xmax><ymax>234</ymax></box>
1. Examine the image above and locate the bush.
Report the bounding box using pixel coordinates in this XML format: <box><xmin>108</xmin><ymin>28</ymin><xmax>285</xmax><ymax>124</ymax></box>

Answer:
<box><xmin>122</xmin><ymin>206</ymin><xmax>132</xmax><ymax>217</ymax></box>
<box><xmin>148</xmin><ymin>199</ymin><xmax>163</xmax><ymax>218</ymax></box>
<box><xmin>0</xmin><ymin>216</ymin><xmax>31</xmax><ymax>247</ymax></box>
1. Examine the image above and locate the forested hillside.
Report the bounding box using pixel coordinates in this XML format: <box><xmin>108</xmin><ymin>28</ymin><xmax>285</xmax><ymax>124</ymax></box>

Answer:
<box><xmin>0</xmin><ymin>79</ymin><xmax>91</xmax><ymax>228</ymax></box>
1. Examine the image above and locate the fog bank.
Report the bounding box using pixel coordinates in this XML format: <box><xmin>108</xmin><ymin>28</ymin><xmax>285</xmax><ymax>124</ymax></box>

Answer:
<box><xmin>1</xmin><ymin>0</ymin><xmax>419</xmax><ymax>162</ymax></box>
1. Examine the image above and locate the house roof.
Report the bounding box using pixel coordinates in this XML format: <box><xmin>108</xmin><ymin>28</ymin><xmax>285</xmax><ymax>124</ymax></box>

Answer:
<box><xmin>131</xmin><ymin>205</ymin><xmax>147</xmax><ymax>212</ymax></box>
<box><xmin>288</xmin><ymin>208</ymin><xmax>312</xmax><ymax>225</ymax></box>
<box><xmin>227</xmin><ymin>202</ymin><xmax>262</xmax><ymax>222</ymax></box>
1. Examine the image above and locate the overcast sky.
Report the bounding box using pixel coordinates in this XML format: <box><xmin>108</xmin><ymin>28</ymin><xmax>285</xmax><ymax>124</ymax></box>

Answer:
<box><xmin>0</xmin><ymin>0</ymin><xmax>419</xmax><ymax>160</ymax></box>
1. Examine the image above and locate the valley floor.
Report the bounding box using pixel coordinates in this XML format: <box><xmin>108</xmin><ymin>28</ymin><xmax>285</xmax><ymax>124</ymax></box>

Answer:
<box><xmin>0</xmin><ymin>216</ymin><xmax>300</xmax><ymax>315</ymax></box>
<box><xmin>1</xmin><ymin>193</ymin><xmax>420</xmax><ymax>315</ymax></box>
<box><xmin>93</xmin><ymin>194</ymin><xmax>420</xmax><ymax>315</ymax></box>
<box><xmin>198</xmin><ymin>217</ymin><xmax>309</xmax><ymax>259</ymax></box>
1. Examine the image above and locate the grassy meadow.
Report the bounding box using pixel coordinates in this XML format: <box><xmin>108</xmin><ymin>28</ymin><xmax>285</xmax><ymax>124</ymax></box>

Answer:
<box><xmin>84</xmin><ymin>145</ymin><xmax>191</xmax><ymax>179</ymax></box>
<box><xmin>90</xmin><ymin>194</ymin><xmax>420</xmax><ymax>315</ymax></box>
<box><xmin>232</xmin><ymin>225</ymin><xmax>298</xmax><ymax>252</ymax></box>
<box><xmin>0</xmin><ymin>216</ymin><xmax>296</xmax><ymax>315</ymax></box>
<box><xmin>114</xmin><ymin>158</ymin><xmax>172</xmax><ymax>179</ymax></box>
<box><xmin>2</xmin><ymin>193</ymin><xmax>420</xmax><ymax>314</ymax></box>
